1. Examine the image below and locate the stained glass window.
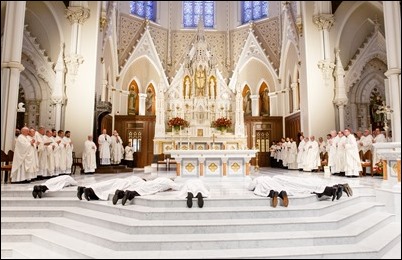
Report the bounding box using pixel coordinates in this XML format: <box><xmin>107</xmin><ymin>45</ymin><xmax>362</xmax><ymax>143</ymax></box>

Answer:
<box><xmin>241</xmin><ymin>1</ymin><xmax>268</xmax><ymax>24</ymax></box>
<box><xmin>183</xmin><ymin>1</ymin><xmax>214</xmax><ymax>28</ymax></box>
<box><xmin>130</xmin><ymin>1</ymin><xmax>156</xmax><ymax>21</ymax></box>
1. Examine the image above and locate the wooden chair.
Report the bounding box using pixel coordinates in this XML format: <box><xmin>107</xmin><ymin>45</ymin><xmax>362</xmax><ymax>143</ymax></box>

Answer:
<box><xmin>157</xmin><ymin>154</ymin><xmax>168</xmax><ymax>171</ymax></box>
<box><xmin>361</xmin><ymin>150</ymin><xmax>373</xmax><ymax>177</ymax></box>
<box><xmin>71</xmin><ymin>152</ymin><xmax>83</xmax><ymax>174</ymax></box>
<box><xmin>1</xmin><ymin>150</ymin><xmax>12</xmax><ymax>183</ymax></box>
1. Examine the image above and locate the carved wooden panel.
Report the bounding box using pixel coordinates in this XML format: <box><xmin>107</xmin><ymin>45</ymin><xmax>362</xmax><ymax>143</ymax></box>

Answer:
<box><xmin>285</xmin><ymin>112</ymin><xmax>301</xmax><ymax>142</ymax></box>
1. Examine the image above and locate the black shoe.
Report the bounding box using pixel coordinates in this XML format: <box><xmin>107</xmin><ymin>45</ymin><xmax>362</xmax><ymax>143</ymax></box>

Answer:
<box><xmin>272</xmin><ymin>191</ymin><xmax>279</xmax><ymax>208</ymax></box>
<box><xmin>32</xmin><ymin>186</ymin><xmax>38</xmax><ymax>199</ymax></box>
<box><xmin>84</xmin><ymin>188</ymin><xmax>91</xmax><ymax>201</ymax></box>
<box><xmin>196</xmin><ymin>192</ymin><xmax>204</xmax><ymax>208</ymax></box>
<box><xmin>331</xmin><ymin>187</ymin><xmax>337</xmax><ymax>201</ymax></box>
<box><xmin>77</xmin><ymin>186</ymin><xmax>85</xmax><ymax>200</ymax></box>
<box><xmin>279</xmin><ymin>190</ymin><xmax>289</xmax><ymax>207</ymax></box>
<box><xmin>113</xmin><ymin>189</ymin><xmax>125</xmax><ymax>205</ymax></box>
<box><xmin>37</xmin><ymin>186</ymin><xmax>43</xmax><ymax>199</ymax></box>
<box><xmin>267</xmin><ymin>190</ymin><xmax>275</xmax><ymax>198</ymax></box>
<box><xmin>336</xmin><ymin>185</ymin><xmax>343</xmax><ymax>200</ymax></box>
<box><xmin>122</xmin><ymin>191</ymin><xmax>129</xmax><ymax>206</ymax></box>
<box><xmin>186</xmin><ymin>192</ymin><xmax>193</xmax><ymax>208</ymax></box>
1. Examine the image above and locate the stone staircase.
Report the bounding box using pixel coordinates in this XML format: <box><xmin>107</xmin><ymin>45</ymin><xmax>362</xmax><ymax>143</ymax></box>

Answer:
<box><xmin>1</xmin><ymin>187</ymin><xmax>400</xmax><ymax>259</ymax></box>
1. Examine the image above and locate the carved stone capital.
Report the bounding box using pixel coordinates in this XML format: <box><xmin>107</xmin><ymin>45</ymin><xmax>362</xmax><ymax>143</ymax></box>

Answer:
<box><xmin>99</xmin><ymin>16</ymin><xmax>107</xmax><ymax>31</ymax></box>
<box><xmin>65</xmin><ymin>6</ymin><xmax>90</xmax><ymax>25</ymax></box>
<box><xmin>317</xmin><ymin>59</ymin><xmax>335</xmax><ymax>82</ymax></box>
<box><xmin>296</xmin><ymin>17</ymin><xmax>303</xmax><ymax>37</ymax></box>
<box><xmin>65</xmin><ymin>54</ymin><xmax>84</xmax><ymax>76</ymax></box>
<box><xmin>313</xmin><ymin>14</ymin><xmax>335</xmax><ymax>30</ymax></box>
<box><xmin>333</xmin><ymin>99</ymin><xmax>348</xmax><ymax>107</ymax></box>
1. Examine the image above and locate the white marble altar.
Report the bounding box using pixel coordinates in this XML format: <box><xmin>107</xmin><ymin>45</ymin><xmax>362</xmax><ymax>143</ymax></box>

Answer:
<box><xmin>167</xmin><ymin>149</ymin><xmax>258</xmax><ymax>178</ymax></box>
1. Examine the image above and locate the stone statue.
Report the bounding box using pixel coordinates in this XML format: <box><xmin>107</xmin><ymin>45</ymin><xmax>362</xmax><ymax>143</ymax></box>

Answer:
<box><xmin>244</xmin><ymin>90</ymin><xmax>251</xmax><ymax>115</ymax></box>
<box><xmin>195</xmin><ymin>65</ymin><xmax>206</xmax><ymax>97</ymax></box>
<box><xmin>184</xmin><ymin>77</ymin><xmax>191</xmax><ymax>98</ymax></box>
<box><xmin>209</xmin><ymin>78</ymin><xmax>215</xmax><ymax>98</ymax></box>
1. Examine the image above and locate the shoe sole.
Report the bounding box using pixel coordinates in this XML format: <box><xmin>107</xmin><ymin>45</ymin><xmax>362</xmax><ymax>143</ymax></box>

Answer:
<box><xmin>272</xmin><ymin>196</ymin><xmax>278</xmax><ymax>208</ymax></box>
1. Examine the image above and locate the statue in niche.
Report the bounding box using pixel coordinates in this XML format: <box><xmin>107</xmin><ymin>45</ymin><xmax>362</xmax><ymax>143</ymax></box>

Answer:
<box><xmin>195</xmin><ymin>65</ymin><xmax>206</xmax><ymax>97</ymax></box>
<box><xmin>209</xmin><ymin>78</ymin><xmax>216</xmax><ymax>99</ymax></box>
<box><xmin>128</xmin><ymin>85</ymin><xmax>137</xmax><ymax>115</ymax></box>
<box><xmin>260</xmin><ymin>88</ymin><xmax>270</xmax><ymax>116</ymax></box>
<box><xmin>183</xmin><ymin>77</ymin><xmax>191</xmax><ymax>98</ymax></box>
<box><xmin>369</xmin><ymin>90</ymin><xmax>385</xmax><ymax>129</ymax></box>
<box><xmin>145</xmin><ymin>88</ymin><xmax>154</xmax><ymax>115</ymax></box>
<box><xmin>243</xmin><ymin>90</ymin><xmax>252</xmax><ymax>116</ymax></box>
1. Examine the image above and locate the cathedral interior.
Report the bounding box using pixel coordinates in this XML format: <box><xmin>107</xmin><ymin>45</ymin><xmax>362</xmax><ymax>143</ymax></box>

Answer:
<box><xmin>1</xmin><ymin>1</ymin><xmax>400</xmax><ymax>166</ymax></box>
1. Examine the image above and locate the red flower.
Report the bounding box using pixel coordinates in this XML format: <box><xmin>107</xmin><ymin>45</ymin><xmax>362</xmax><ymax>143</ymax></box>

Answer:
<box><xmin>211</xmin><ymin>117</ymin><xmax>232</xmax><ymax>128</ymax></box>
<box><xmin>168</xmin><ymin>117</ymin><xmax>189</xmax><ymax>128</ymax></box>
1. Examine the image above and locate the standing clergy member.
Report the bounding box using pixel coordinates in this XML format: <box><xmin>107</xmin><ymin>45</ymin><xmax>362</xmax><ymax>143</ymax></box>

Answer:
<box><xmin>11</xmin><ymin>127</ymin><xmax>37</xmax><ymax>183</ymax></box>
<box><xmin>111</xmin><ymin>130</ymin><xmax>124</xmax><ymax>165</ymax></box>
<box><xmin>98</xmin><ymin>129</ymin><xmax>112</xmax><ymax>165</ymax></box>
<box><xmin>63</xmin><ymin>130</ymin><xmax>74</xmax><ymax>174</ymax></box>
<box><xmin>83</xmin><ymin>135</ymin><xmax>97</xmax><ymax>174</ymax></box>
<box><xmin>343</xmin><ymin>129</ymin><xmax>362</xmax><ymax>177</ymax></box>
<box><xmin>124</xmin><ymin>141</ymin><xmax>134</xmax><ymax>168</ymax></box>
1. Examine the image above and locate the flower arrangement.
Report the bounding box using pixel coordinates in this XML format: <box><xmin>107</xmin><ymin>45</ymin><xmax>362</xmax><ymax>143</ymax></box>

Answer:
<box><xmin>374</xmin><ymin>160</ymin><xmax>384</xmax><ymax>175</ymax></box>
<box><xmin>168</xmin><ymin>117</ymin><xmax>189</xmax><ymax>129</ymax></box>
<box><xmin>211</xmin><ymin>117</ymin><xmax>232</xmax><ymax>130</ymax></box>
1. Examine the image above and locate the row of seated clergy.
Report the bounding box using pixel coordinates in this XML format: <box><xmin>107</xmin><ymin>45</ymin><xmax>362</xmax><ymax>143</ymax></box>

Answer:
<box><xmin>1</xmin><ymin>150</ymin><xmax>14</xmax><ymax>183</ymax></box>
<box><xmin>157</xmin><ymin>154</ymin><xmax>177</xmax><ymax>171</ymax></box>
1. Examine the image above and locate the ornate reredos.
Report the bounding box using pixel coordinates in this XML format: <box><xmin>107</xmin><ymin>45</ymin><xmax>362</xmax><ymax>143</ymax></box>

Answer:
<box><xmin>165</xmin><ymin>20</ymin><xmax>235</xmax><ymax>134</ymax></box>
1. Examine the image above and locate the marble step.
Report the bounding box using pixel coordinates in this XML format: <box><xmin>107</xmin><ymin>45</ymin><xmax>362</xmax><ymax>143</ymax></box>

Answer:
<box><xmin>1</xmin><ymin>195</ymin><xmax>376</xmax><ymax>220</ymax></box>
<box><xmin>1</xmin><ymin>222</ymin><xmax>400</xmax><ymax>258</ymax></box>
<box><xmin>1</xmin><ymin>243</ymin><xmax>68</xmax><ymax>259</ymax></box>
<box><xmin>1</xmin><ymin>211</ymin><xmax>395</xmax><ymax>251</ymax></box>
<box><xmin>1</xmin><ymin>202</ymin><xmax>386</xmax><ymax>234</ymax></box>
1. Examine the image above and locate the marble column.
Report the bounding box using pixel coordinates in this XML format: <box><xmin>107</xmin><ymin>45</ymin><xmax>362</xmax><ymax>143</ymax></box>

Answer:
<box><xmin>383</xmin><ymin>1</ymin><xmax>401</xmax><ymax>142</ymax></box>
<box><xmin>1</xmin><ymin>1</ymin><xmax>26</xmax><ymax>152</ymax></box>
<box><xmin>138</xmin><ymin>93</ymin><xmax>147</xmax><ymax>116</ymax></box>
<box><xmin>291</xmin><ymin>82</ymin><xmax>299</xmax><ymax>112</ymax></box>
<box><xmin>333</xmin><ymin>50</ymin><xmax>348</xmax><ymax>131</ymax></box>
<box><xmin>250</xmin><ymin>94</ymin><xmax>259</xmax><ymax>117</ymax></box>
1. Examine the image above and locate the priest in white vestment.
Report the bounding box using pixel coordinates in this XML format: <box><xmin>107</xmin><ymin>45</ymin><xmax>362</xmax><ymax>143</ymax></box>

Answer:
<box><xmin>303</xmin><ymin>136</ymin><xmax>321</xmax><ymax>172</ymax></box>
<box><xmin>98</xmin><ymin>129</ymin><xmax>112</xmax><ymax>165</ymax></box>
<box><xmin>63</xmin><ymin>131</ymin><xmax>74</xmax><ymax>174</ymax></box>
<box><xmin>373</xmin><ymin>128</ymin><xmax>387</xmax><ymax>164</ymax></box>
<box><xmin>32</xmin><ymin>175</ymin><xmax>78</xmax><ymax>198</ymax></box>
<box><xmin>11</xmin><ymin>127</ymin><xmax>37</xmax><ymax>183</ymax></box>
<box><xmin>335</xmin><ymin>131</ymin><xmax>347</xmax><ymax>173</ymax></box>
<box><xmin>296</xmin><ymin>136</ymin><xmax>306</xmax><ymax>170</ymax></box>
<box><xmin>343</xmin><ymin>129</ymin><xmax>362</xmax><ymax>177</ymax></box>
<box><xmin>55</xmin><ymin>130</ymin><xmax>67</xmax><ymax>174</ymax></box>
<box><xmin>36</xmin><ymin>127</ymin><xmax>47</xmax><ymax>178</ymax></box>
<box><xmin>83</xmin><ymin>135</ymin><xmax>97</xmax><ymax>173</ymax></box>
<box><xmin>287</xmin><ymin>138</ymin><xmax>298</xmax><ymax>169</ymax></box>
<box><xmin>111</xmin><ymin>130</ymin><xmax>124</xmax><ymax>165</ymax></box>
<box><xmin>327</xmin><ymin>130</ymin><xmax>339</xmax><ymax>174</ymax></box>
<box><xmin>28</xmin><ymin>128</ymin><xmax>39</xmax><ymax>179</ymax></box>
<box><xmin>43</xmin><ymin>130</ymin><xmax>56</xmax><ymax>176</ymax></box>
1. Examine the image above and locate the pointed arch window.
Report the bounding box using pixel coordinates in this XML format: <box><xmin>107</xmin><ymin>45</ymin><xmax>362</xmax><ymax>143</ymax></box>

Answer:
<box><xmin>183</xmin><ymin>1</ymin><xmax>215</xmax><ymax>28</ymax></box>
<box><xmin>241</xmin><ymin>1</ymin><xmax>268</xmax><ymax>24</ymax></box>
<box><xmin>130</xmin><ymin>1</ymin><xmax>156</xmax><ymax>21</ymax></box>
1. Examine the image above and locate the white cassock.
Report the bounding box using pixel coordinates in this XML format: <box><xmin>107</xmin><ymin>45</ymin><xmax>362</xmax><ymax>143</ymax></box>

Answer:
<box><xmin>83</xmin><ymin>140</ymin><xmax>97</xmax><ymax>173</ymax></box>
<box><xmin>303</xmin><ymin>140</ymin><xmax>320</xmax><ymax>171</ymax></box>
<box><xmin>52</xmin><ymin>137</ymin><xmax>61</xmax><ymax>175</ymax></box>
<box><xmin>63</xmin><ymin>136</ymin><xmax>74</xmax><ymax>174</ymax></box>
<box><xmin>11</xmin><ymin>135</ymin><xmax>37</xmax><ymax>182</ymax></box>
<box><xmin>327</xmin><ymin>136</ymin><xmax>339</xmax><ymax>173</ymax></box>
<box><xmin>43</xmin><ymin>135</ymin><xmax>56</xmax><ymax>177</ymax></box>
<box><xmin>296</xmin><ymin>140</ymin><xmax>305</xmax><ymax>169</ymax></box>
<box><xmin>27</xmin><ymin>135</ymin><xmax>39</xmax><ymax>179</ymax></box>
<box><xmin>111</xmin><ymin>135</ymin><xmax>124</xmax><ymax>164</ymax></box>
<box><xmin>344</xmin><ymin>135</ymin><xmax>362</xmax><ymax>177</ymax></box>
<box><xmin>131</xmin><ymin>177</ymin><xmax>182</xmax><ymax>196</ymax></box>
<box><xmin>177</xmin><ymin>179</ymin><xmax>210</xmax><ymax>198</ymax></box>
<box><xmin>360</xmin><ymin>135</ymin><xmax>373</xmax><ymax>155</ymax></box>
<box><xmin>42</xmin><ymin>175</ymin><xmax>78</xmax><ymax>191</ymax></box>
<box><xmin>287</xmin><ymin>141</ymin><xmax>298</xmax><ymax>169</ymax></box>
<box><xmin>98</xmin><ymin>134</ymin><xmax>112</xmax><ymax>165</ymax></box>
<box><xmin>36</xmin><ymin>133</ymin><xmax>47</xmax><ymax>177</ymax></box>
<box><xmin>335</xmin><ymin>136</ymin><xmax>347</xmax><ymax>173</ymax></box>
<box><xmin>55</xmin><ymin>136</ymin><xmax>67</xmax><ymax>174</ymax></box>
<box><xmin>89</xmin><ymin>176</ymin><xmax>145</xmax><ymax>200</ymax></box>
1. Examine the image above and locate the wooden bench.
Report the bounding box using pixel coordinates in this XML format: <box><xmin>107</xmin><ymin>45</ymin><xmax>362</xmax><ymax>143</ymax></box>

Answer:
<box><xmin>157</xmin><ymin>154</ymin><xmax>176</xmax><ymax>171</ymax></box>
<box><xmin>361</xmin><ymin>150</ymin><xmax>373</xmax><ymax>177</ymax></box>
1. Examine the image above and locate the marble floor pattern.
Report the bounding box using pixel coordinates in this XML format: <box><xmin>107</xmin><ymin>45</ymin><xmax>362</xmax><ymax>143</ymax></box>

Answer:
<box><xmin>1</xmin><ymin>167</ymin><xmax>401</xmax><ymax>259</ymax></box>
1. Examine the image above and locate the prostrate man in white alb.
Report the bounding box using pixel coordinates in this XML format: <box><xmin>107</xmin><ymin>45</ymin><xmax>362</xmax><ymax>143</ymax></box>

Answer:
<box><xmin>83</xmin><ymin>135</ymin><xmax>97</xmax><ymax>174</ymax></box>
<box><xmin>177</xmin><ymin>179</ymin><xmax>210</xmax><ymax>208</ymax></box>
<box><xmin>98</xmin><ymin>129</ymin><xmax>112</xmax><ymax>165</ymax></box>
<box><xmin>111</xmin><ymin>130</ymin><xmax>124</xmax><ymax>165</ymax></box>
<box><xmin>32</xmin><ymin>175</ymin><xmax>78</xmax><ymax>199</ymax></box>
